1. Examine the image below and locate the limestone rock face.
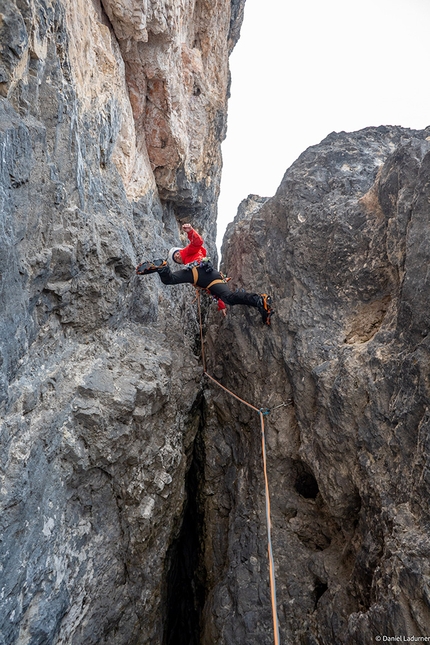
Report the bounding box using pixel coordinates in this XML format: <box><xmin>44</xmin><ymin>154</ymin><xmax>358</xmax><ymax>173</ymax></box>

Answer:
<box><xmin>203</xmin><ymin>126</ymin><xmax>430</xmax><ymax>643</ymax></box>
<box><xmin>0</xmin><ymin>0</ymin><xmax>243</xmax><ymax>643</ymax></box>
<box><xmin>3</xmin><ymin>0</ymin><xmax>430</xmax><ymax>643</ymax></box>
<box><xmin>98</xmin><ymin>0</ymin><xmax>240</xmax><ymax>226</ymax></box>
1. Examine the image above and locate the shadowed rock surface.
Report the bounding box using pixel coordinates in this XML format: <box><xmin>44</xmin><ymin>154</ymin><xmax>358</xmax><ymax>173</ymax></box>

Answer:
<box><xmin>202</xmin><ymin>125</ymin><xmax>430</xmax><ymax>643</ymax></box>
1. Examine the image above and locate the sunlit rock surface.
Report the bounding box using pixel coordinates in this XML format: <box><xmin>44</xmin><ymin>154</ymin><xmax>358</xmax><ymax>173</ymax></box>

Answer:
<box><xmin>204</xmin><ymin>126</ymin><xmax>430</xmax><ymax>644</ymax></box>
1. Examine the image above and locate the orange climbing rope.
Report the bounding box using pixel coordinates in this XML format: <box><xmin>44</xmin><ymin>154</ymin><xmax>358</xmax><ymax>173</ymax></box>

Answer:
<box><xmin>196</xmin><ymin>291</ymin><xmax>281</xmax><ymax>645</ymax></box>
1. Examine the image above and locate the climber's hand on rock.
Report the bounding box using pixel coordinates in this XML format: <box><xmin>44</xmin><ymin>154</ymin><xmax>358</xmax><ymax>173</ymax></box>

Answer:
<box><xmin>182</xmin><ymin>223</ymin><xmax>192</xmax><ymax>232</ymax></box>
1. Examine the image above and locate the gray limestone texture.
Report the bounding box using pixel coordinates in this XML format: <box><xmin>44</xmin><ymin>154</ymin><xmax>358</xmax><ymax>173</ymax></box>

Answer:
<box><xmin>202</xmin><ymin>125</ymin><xmax>430</xmax><ymax>644</ymax></box>
<box><xmin>2</xmin><ymin>0</ymin><xmax>430</xmax><ymax>643</ymax></box>
<box><xmin>0</xmin><ymin>0</ymin><xmax>244</xmax><ymax>643</ymax></box>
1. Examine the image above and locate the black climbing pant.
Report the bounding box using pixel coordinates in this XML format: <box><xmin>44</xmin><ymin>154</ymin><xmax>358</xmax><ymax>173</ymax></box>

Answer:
<box><xmin>158</xmin><ymin>266</ymin><xmax>260</xmax><ymax>308</ymax></box>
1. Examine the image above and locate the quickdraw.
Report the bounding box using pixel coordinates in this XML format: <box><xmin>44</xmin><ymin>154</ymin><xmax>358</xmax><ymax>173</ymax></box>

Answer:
<box><xmin>260</xmin><ymin>401</ymin><xmax>292</xmax><ymax>416</ymax></box>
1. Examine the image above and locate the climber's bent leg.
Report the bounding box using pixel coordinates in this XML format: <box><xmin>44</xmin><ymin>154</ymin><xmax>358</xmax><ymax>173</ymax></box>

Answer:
<box><xmin>157</xmin><ymin>266</ymin><xmax>194</xmax><ymax>286</ymax></box>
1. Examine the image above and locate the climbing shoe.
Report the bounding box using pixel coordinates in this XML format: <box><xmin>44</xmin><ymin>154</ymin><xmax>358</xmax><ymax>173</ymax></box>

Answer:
<box><xmin>257</xmin><ymin>294</ymin><xmax>274</xmax><ymax>326</ymax></box>
<box><xmin>136</xmin><ymin>259</ymin><xmax>167</xmax><ymax>275</ymax></box>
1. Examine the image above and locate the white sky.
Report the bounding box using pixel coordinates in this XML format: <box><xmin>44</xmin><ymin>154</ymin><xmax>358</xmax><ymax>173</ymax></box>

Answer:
<box><xmin>217</xmin><ymin>0</ymin><xmax>430</xmax><ymax>250</ymax></box>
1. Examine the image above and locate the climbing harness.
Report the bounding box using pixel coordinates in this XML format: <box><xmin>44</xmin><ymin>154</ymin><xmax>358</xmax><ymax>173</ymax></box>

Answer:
<box><xmin>196</xmin><ymin>290</ymin><xmax>281</xmax><ymax>645</ymax></box>
<box><xmin>191</xmin><ymin>266</ymin><xmax>231</xmax><ymax>315</ymax></box>
<box><xmin>191</xmin><ymin>266</ymin><xmax>226</xmax><ymax>291</ymax></box>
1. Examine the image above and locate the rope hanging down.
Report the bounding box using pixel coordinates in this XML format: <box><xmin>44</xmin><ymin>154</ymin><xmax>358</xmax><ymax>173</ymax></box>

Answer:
<box><xmin>196</xmin><ymin>291</ymin><xmax>281</xmax><ymax>645</ymax></box>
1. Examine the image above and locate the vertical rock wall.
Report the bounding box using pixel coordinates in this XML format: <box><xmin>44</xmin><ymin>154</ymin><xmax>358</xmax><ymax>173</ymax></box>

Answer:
<box><xmin>203</xmin><ymin>126</ymin><xmax>430</xmax><ymax>644</ymax></box>
<box><xmin>3</xmin><ymin>1</ymin><xmax>430</xmax><ymax>643</ymax></box>
<box><xmin>0</xmin><ymin>0</ymin><xmax>244</xmax><ymax>643</ymax></box>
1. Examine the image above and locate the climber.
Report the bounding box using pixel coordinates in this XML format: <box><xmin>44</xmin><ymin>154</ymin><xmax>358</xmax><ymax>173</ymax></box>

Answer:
<box><xmin>136</xmin><ymin>223</ymin><xmax>274</xmax><ymax>325</ymax></box>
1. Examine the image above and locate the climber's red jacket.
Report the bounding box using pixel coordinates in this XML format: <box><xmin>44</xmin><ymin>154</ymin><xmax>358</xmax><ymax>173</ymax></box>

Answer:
<box><xmin>177</xmin><ymin>228</ymin><xmax>226</xmax><ymax>310</ymax></box>
<box><xmin>179</xmin><ymin>227</ymin><xmax>207</xmax><ymax>264</ymax></box>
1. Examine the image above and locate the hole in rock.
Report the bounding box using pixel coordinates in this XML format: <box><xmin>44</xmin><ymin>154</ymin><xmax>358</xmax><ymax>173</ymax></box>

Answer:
<box><xmin>114</xmin><ymin>262</ymin><xmax>129</xmax><ymax>279</ymax></box>
<box><xmin>294</xmin><ymin>461</ymin><xmax>319</xmax><ymax>499</ymax></box>
<box><xmin>164</xmin><ymin>412</ymin><xmax>206</xmax><ymax>645</ymax></box>
<box><xmin>314</xmin><ymin>579</ymin><xmax>328</xmax><ymax>608</ymax></box>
